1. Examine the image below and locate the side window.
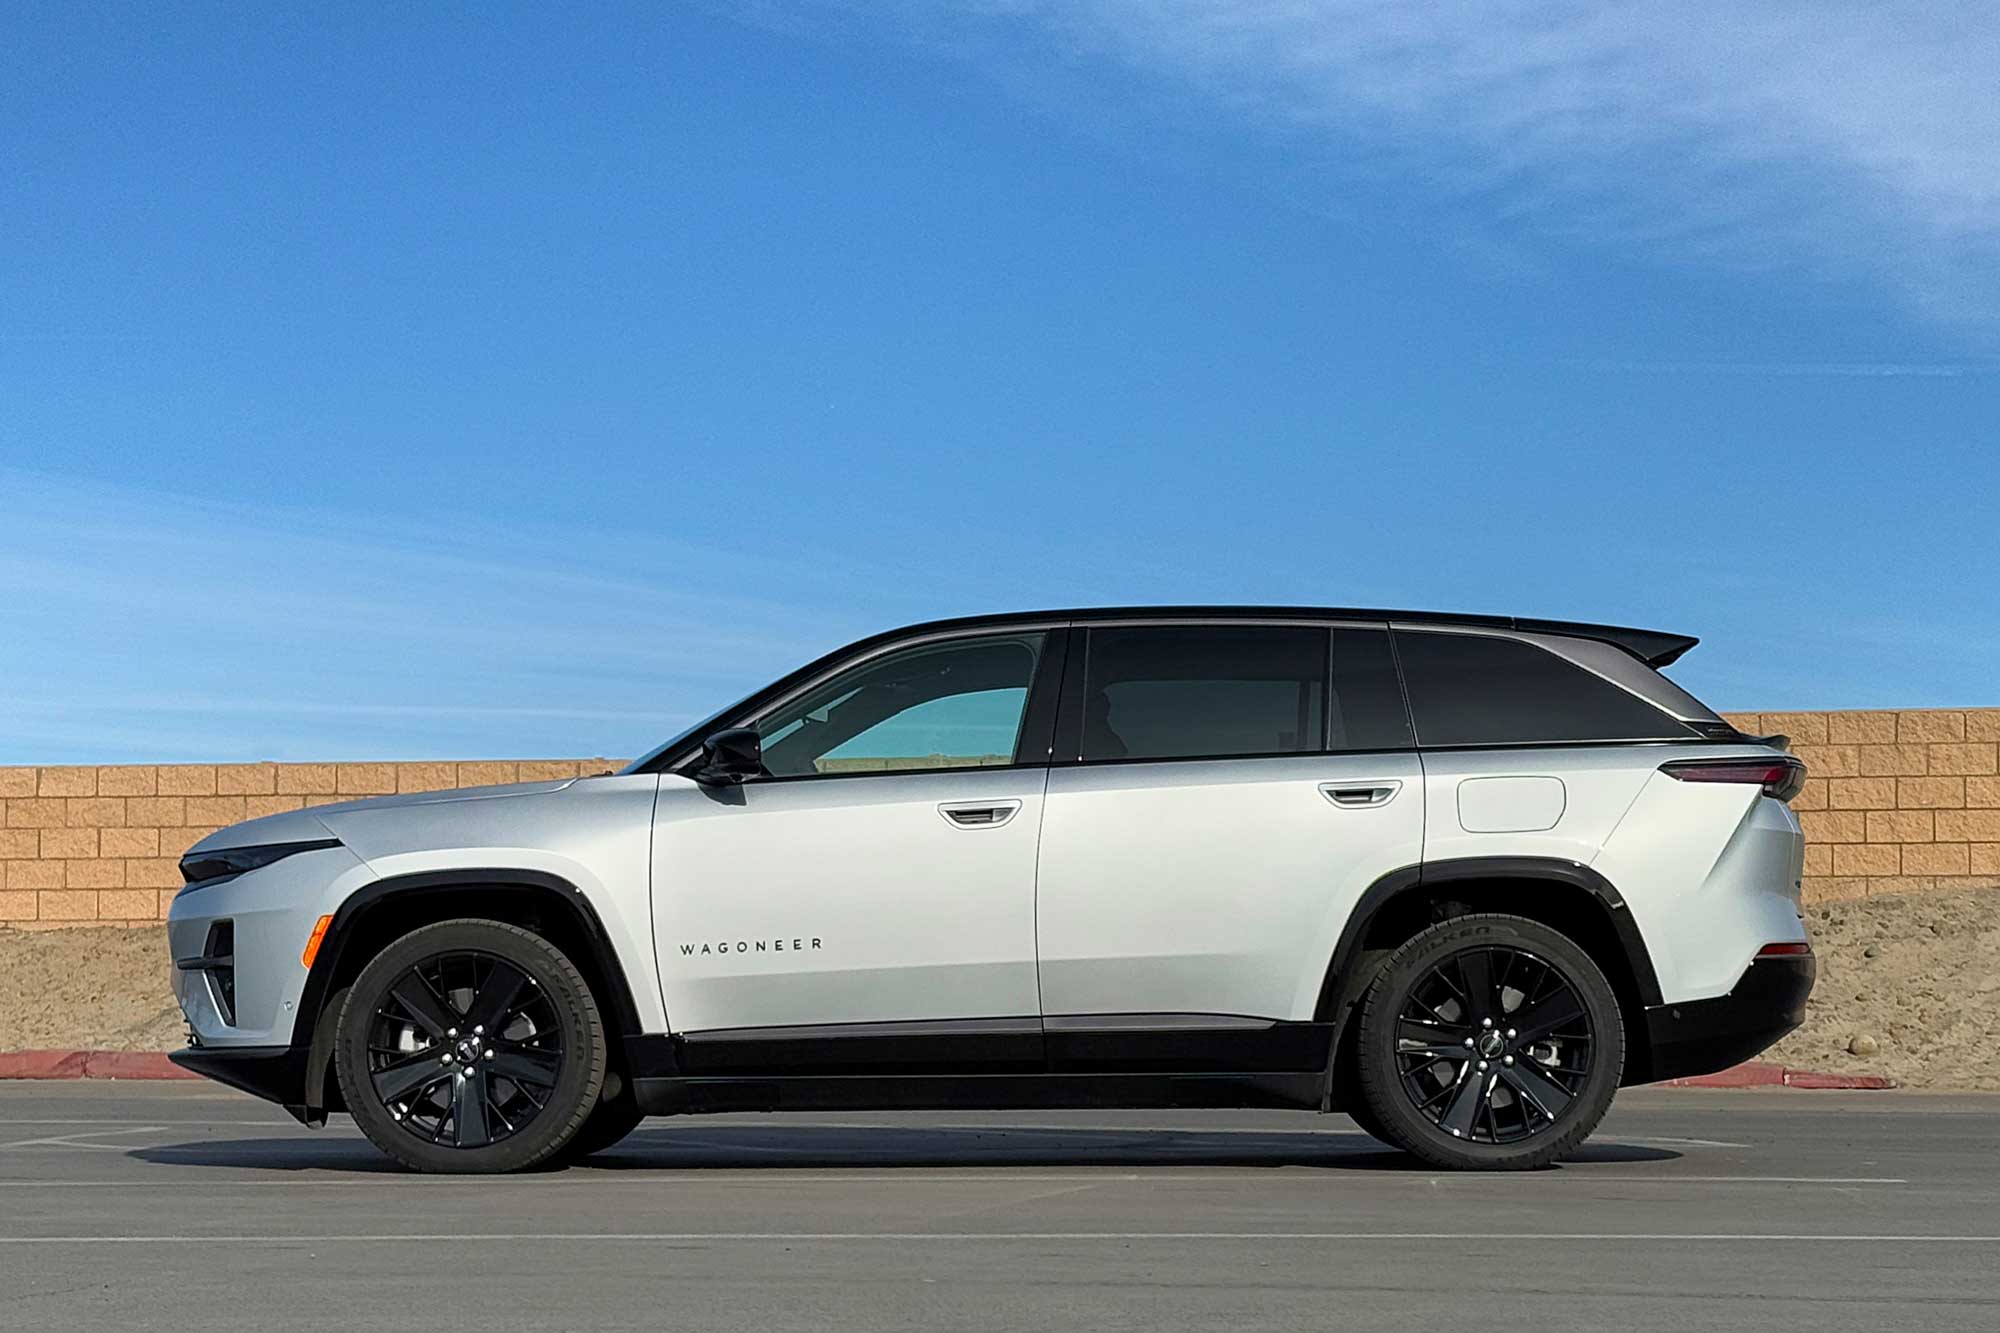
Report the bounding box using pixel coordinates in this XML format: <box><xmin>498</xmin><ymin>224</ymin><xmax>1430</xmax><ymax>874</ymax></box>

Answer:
<box><xmin>1329</xmin><ymin>627</ymin><xmax>1414</xmax><ymax>751</ymax></box>
<box><xmin>1394</xmin><ymin>630</ymin><xmax>1694</xmax><ymax>746</ymax></box>
<box><xmin>1080</xmin><ymin>625</ymin><xmax>1327</xmax><ymax>762</ymax></box>
<box><xmin>756</xmin><ymin>633</ymin><xmax>1046</xmax><ymax>778</ymax></box>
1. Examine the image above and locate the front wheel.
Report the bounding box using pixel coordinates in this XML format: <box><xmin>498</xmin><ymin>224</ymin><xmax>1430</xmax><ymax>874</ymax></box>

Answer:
<box><xmin>1355</xmin><ymin>913</ymin><xmax>1624</xmax><ymax>1170</ymax></box>
<box><xmin>335</xmin><ymin>918</ymin><xmax>608</xmax><ymax>1173</ymax></box>
<box><xmin>557</xmin><ymin>1079</ymin><xmax>647</xmax><ymax>1162</ymax></box>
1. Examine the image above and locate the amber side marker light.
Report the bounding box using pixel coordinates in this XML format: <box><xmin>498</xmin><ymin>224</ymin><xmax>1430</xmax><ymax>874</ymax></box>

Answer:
<box><xmin>301</xmin><ymin>914</ymin><xmax>333</xmax><ymax>969</ymax></box>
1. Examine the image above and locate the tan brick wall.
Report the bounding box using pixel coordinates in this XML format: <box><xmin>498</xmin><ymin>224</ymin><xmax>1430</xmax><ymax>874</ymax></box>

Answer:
<box><xmin>1720</xmin><ymin>710</ymin><xmax>2000</xmax><ymax>903</ymax></box>
<box><xmin>3</xmin><ymin>713</ymin><xmax>1997</xmax><ymax>925</ymax></box>
<box><xmin>0</xmin><ymin>760</ymin><xmax>617</xmax><ymax>926</ymax></box>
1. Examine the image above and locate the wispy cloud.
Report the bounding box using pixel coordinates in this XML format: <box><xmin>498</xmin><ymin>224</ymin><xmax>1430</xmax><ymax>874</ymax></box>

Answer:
<box><xmin>734</xmin><ymin>2</ymin><xmax>2000</xmax><ymax>329</ymax></box>
<box><xmin>0</xmin><ymin>468</ymin><xmax>883</xmax><ymax>762</ymax></box>
<box><xmin>1568</xmin><ymin>359</ymin><xmax>2000</xmax><ymax>379</ymax></box>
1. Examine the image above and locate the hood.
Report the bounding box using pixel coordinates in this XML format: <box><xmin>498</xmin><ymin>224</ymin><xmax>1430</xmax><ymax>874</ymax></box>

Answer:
<box><xmin>186</xmin><ymin>778</ymin><xmax>583</xmax><ymax>856</ymax></box>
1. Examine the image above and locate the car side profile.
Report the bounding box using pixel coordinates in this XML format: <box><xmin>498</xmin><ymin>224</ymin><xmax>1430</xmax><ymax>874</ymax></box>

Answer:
<box><xmin>168</xmin><ymin>607</ymin><xmax>1814</xmax><ymax>1172</ymax></box>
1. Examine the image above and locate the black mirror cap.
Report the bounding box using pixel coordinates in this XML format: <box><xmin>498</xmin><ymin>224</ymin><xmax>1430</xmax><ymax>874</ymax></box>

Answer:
<box><xmin>695</xmin><ymin>727</ymin><xmax>764</xmax><ymax>785</ymax></box>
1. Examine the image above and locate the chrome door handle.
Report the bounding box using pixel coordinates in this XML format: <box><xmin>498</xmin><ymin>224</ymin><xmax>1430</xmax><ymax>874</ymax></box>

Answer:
<box><xmin>1319</xmin><ymin>781</ymin><xmax>1401</xmax><ymax>809</ymax></box>
<box><xmin>938</xmin><ymin>800</ymin><xmax>1022</xmax><ymax>829</ymax></box>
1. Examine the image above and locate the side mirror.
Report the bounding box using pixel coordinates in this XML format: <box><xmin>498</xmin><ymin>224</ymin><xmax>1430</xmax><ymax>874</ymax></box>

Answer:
<box><xmin>694</xmin><ymin>728</ymin><xmax>764</xmax><ymax>786</ymax></box>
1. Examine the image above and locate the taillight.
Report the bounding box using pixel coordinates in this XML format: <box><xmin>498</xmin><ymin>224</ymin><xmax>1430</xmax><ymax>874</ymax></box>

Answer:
<box><xmin>1659</xmin><ymin>755</ymin><xmax>1807</xmax><ymax>802</ymax></box>
<box><xmin>1756</xmin><ymin>941</ymin><xmax>1813</xmax><ymax>957</ymax></box>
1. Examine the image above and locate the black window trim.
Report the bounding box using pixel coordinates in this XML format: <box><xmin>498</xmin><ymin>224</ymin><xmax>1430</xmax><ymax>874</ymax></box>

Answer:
<box><xmin>639</xmin><ymin>613</ymin><xmax>1719</xmax><ymax>783</ymax></box>
<box><xmin>1052</xmin><ymin>618</ymin><xmax>1416</xmax><ymax>769</ymax></box>
<box><xmin>668</xmin><ymin>622</ymin><xmax>1071</xmax><ymax>785</ymax></box>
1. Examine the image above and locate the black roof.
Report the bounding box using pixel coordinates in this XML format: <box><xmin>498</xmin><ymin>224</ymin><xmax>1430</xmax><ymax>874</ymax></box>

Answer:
<box><xmin>875</xmin><ymin>606</ymin><xmax>1699</xmax><ymax>668</ymax></box>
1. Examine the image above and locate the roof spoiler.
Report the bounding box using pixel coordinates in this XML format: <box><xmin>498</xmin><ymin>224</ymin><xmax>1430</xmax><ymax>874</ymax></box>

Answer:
<box><xmin>1508</xmin><ymin>617</ymin><xmax>1699</xmax><ymax>668</ymax></box>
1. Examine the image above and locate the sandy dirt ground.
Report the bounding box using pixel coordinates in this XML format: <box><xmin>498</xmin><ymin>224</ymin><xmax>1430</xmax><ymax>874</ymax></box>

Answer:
<box><xmin>1767</xmin><ymin>884</ymin><xmax>2000</xmax><ymax>1089</ymax></box>
<box><xmin>0</xmin><ymin>925</ymin><xmax>184</xmax><ymax>1051</ymax></box>
<box><xmin>4</xmin><ymin>887</ymin><xmax>1997</xmax><ymax>1087</ymax></box>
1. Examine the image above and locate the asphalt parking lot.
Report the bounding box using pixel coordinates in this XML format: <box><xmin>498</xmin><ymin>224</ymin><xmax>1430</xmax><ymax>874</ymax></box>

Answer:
<box><xmin>2</xmin><ymin>1084</ymin><xmax>1996</xmax><ymax>1331</ymax></box>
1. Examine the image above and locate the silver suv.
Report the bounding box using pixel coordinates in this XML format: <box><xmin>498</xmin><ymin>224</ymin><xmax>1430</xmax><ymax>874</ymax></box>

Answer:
<box><xmin>168</xmin><ymin>607</ymin><xmax>1814</xmax><ymax>1172</ymax></box>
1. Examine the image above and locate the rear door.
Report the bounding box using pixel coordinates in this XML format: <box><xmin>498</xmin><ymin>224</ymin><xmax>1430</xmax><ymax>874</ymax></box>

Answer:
<box><xmin>1033</xmin><ymin>622</ymin><xmax>1424</xmax><ymax>1064</ymax></box>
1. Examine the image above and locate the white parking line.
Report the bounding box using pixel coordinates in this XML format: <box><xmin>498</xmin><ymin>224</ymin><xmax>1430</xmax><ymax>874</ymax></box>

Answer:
<box><xmin>0</xmin><ymin>1112</ymin><xmax>296</xmax><ymax>1120</ymax></box>
<box><xmin>0</xmin><ymin>1231</ymin><xmax>1993</xmax><ymax>1246</ymax></box>
<box><xmin>0</xmin><ymin>1127</ymin><xmax>168</xmax><ymax>1151</ymax></box>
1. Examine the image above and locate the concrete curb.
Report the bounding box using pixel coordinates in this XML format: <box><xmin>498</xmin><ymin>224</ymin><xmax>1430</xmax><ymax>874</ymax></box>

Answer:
<box><xmin>1660</xmin><ymin>1060</ymin><xmax>1897</xmax><ymax>1090</ymax></box>
<box><xmin>0</xmin><ymin>1050</ymin><xmax>198</xmax><ymax>1080</ymax></box>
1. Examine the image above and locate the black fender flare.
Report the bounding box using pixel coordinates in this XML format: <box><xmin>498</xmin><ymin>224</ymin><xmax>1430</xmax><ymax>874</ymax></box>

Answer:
<box><xmin>1316</xmin><ymin>856</ymin><xmax>1663</xmax><ymax>1109</ymax></box>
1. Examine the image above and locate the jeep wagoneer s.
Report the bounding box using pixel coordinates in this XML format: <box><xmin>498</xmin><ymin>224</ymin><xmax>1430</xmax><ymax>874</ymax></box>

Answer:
<box><xmin>169</xmin><ymin>608</ymin><xmax>1813</xmax><ymax>1172</ymax></box>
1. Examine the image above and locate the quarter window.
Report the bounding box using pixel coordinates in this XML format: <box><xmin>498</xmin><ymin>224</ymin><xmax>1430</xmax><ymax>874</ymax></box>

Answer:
<box><xmin>1079</xmin><ymin>626</ymin><xmax>1328</xmax><ymax>762</ymax></box>
<box><xmin>1394</xmin><ymin>630</ymin><xmax>1693</xmax><ymax>746</ymax></box>
<box><xmin>756</xmin><ymin>633</ymin><xmax>1045</xmax><ymax>778</ymax></box>
<box><xmin>1329</xmin><ymin>627</ymin><xmax>1414</xmax><ymax>751</ymax></box>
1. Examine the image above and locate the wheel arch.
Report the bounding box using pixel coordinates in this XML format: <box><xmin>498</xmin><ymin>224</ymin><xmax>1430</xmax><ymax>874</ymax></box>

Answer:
<box><xmin>293</xmin><ymin>869</ymin><xmax>643</xmax><ymax>1120</ymax></box>
<box><xmin>1318</xmin><ymin>857</ymin><xmax>1664</xmax><ymax>1103</ymax></box>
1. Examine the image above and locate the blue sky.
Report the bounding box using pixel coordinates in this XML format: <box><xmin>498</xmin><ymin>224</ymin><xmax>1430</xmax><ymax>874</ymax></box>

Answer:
<box><xmin>3</xmin><ymin>3</ymin><xmax>1996</xmax><ymax>763</ymax></box>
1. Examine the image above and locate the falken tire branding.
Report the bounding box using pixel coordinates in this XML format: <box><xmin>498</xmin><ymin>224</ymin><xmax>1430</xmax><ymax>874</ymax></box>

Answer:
<box><xmin>680</xmin><ymin>938</ymin><xmax>823</xmax><ymax>956</ymax></box>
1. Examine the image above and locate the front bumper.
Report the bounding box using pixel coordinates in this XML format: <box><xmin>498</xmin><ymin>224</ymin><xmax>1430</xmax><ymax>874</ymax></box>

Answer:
<box><xmin>167</xmin><ymin>842</ymin><xmax>372</xmax><ymax>1048</ymax></box>
<box><xmin>168</xmin><ymin>1045</ymin><xmax>317</xmax><ymax>1123</ymax></box>
<box><xmin>1641</xmin><ymin>955</ymin><xmax>1816</xmax><ymax>1083</ymax></box>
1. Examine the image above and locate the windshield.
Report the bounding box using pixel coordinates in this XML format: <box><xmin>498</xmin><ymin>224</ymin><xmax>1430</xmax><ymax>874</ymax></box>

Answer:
<box><xmin>617</xmin><ymin>689</ymin><xmax>759</xmax><ymax>775</ymax></box>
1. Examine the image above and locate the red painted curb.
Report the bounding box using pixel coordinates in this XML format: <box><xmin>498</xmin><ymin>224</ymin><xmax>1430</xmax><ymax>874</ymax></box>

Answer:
<box><xmin>0</xmin><ymin>1050</ymin><xmax>90</xmax><ymax>1079</ymax></box>
<box><xmin>0</xmin><ymin>1050</ymin><xmax>197</xmax><ymax>1080</ymax></box>
<box><xmin>1662</xmin><ymin>1061</ymin><xmax>1896</xmax><ymax>1090</ymax></box>
<box><xmin>1782</xmin><ymin>1069</ymin><xmax>1896</xmax><ymax>1090</ymax></box>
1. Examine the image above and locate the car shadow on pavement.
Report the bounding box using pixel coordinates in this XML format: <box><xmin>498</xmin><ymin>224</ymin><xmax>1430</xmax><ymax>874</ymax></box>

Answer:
<box><xmin>129</xmin><ymin>1124</ymin><xmax>1679</xmax><ymax>1173</ymax></box>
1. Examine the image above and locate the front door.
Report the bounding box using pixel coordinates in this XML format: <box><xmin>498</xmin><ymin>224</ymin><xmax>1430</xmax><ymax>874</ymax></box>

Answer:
<box><xmin>650</xmin><ymin>629</ymin><xmax>1060</xmax><ymax>1069</ymax></box>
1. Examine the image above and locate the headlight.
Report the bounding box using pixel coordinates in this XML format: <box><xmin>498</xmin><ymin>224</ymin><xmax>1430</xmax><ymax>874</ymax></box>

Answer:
<box><xmin>178</xmin><ymin>838</ymin><xmax>342</xmax><ymax>890</ymax></box>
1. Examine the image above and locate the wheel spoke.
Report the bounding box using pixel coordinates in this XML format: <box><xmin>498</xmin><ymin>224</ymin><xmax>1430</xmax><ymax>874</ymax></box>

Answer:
<box><xmin>452</xmin><ymin>1071</ymin><xmax>493</xmax><ymax>1148</ymax></box>
<box><xmin>1512</xmin><ymin>989</ymin><xmax>1585</xmax><ymax>1046</ymax></box>
<box><xmin>372</xmin><ymin>1052</ymin><xmax>450</xmax><ymax>1104</ymax></box>
<box><xmin>1455</xmin><ymin>949</ymin><xmax>1494</xmax><ymax>1025</ymax></box>
<box><xmin>1438</xmin><ymin>1068</ymin><xmax>1490</xmax><ymax>1138</ymax></box>
<box><xmin>1501</xmin><ymin>1059</ymin><xmax>1574</xmax><ymax>1121</ymax></box>
<box><xmin>489</xmin><ymin>1044</ymin><xmax>561</xmax><ymax>1089</ymax></box>
<box><xmin>387</xmin><ymin>974</ymin><xmax>458</xmax><ymax>1040</ymax></box>
<box><xmin>462</xmin><ymin>960</ymin><xmax>529</xmax><ymax>1034</ymax></box>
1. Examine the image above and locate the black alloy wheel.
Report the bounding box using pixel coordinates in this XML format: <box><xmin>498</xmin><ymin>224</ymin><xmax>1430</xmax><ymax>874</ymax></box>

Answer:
<box><xmin>1356</xmin><ymin>913</ymin><xmax>1623</xmax><ymax>1170</ymax></box>
<box><xmin>337</xmin><ymin>919</ymin><xmax>606</xmax><ymax>1173</ymax></box>
<box><xmin>364</xmin><ymin>951</ymin><xmax>563</xmax><ymax>1149</ymax></box>
<box><xmin>1395</xmin><ymin>945</ymin><xmax>1593</xmax><ymax>1143</ymax></box>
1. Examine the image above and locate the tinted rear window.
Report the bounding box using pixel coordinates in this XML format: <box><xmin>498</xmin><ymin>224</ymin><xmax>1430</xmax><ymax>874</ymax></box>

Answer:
<box><xmin>1082</xmin><ymin>626</ymin><xmax>1327</xmax><ymax>761</ymax></box>
<box><xmin>1394</xmin><ymin>630</ymin><xmax>1693</xmax><ymax>746</ymax></box>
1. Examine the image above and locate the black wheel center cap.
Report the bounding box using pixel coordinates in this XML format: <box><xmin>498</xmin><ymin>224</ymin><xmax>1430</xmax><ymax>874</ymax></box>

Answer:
<box><xmin>456</xmin><ymin>1038</ymin><xmax>482</xmax><ymax>1063</ymax></box>
<box><xmin>1478</xmin><ymin>1032</ymin><xmax>1506</xmax><ymax>1059</ymax></box>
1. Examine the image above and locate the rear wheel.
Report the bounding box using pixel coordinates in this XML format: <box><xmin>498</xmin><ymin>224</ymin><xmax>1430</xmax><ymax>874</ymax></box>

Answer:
<box><xmin>335</xmin><ymin>918</ymin><xmax>606</xmax><ymax>1173</ymax></box>
<box><xmin>1356</xmin><ymin>913</ymin><xmax>1623</xmax><ymax>1170</ymax></box>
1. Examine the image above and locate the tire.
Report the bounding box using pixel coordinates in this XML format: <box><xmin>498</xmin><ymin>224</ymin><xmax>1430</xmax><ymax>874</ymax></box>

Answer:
<box><xmin>1327</xmin><ymin>1020</ymin><xmax>1394</xmax><ymax>1145</ymax></box>
<box><xmin>335</xmin><ymin>918</ymin><xmax>607</xmax><ymax>1174</ymax></box>
<box><xmin>1342</xmin><ymin>1096</ymin><xmax>1394</xmax><ymax>1145</ymax></box>
<box><xmin>1355</xmin><ymin>913</ymin><xmax>1624</xmax><ymax>1171</ymax></box>
<box><xmin>557</xmin><ymin>1080</ymin><xmax>647</xmax><ymax>1162</ymax></box>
